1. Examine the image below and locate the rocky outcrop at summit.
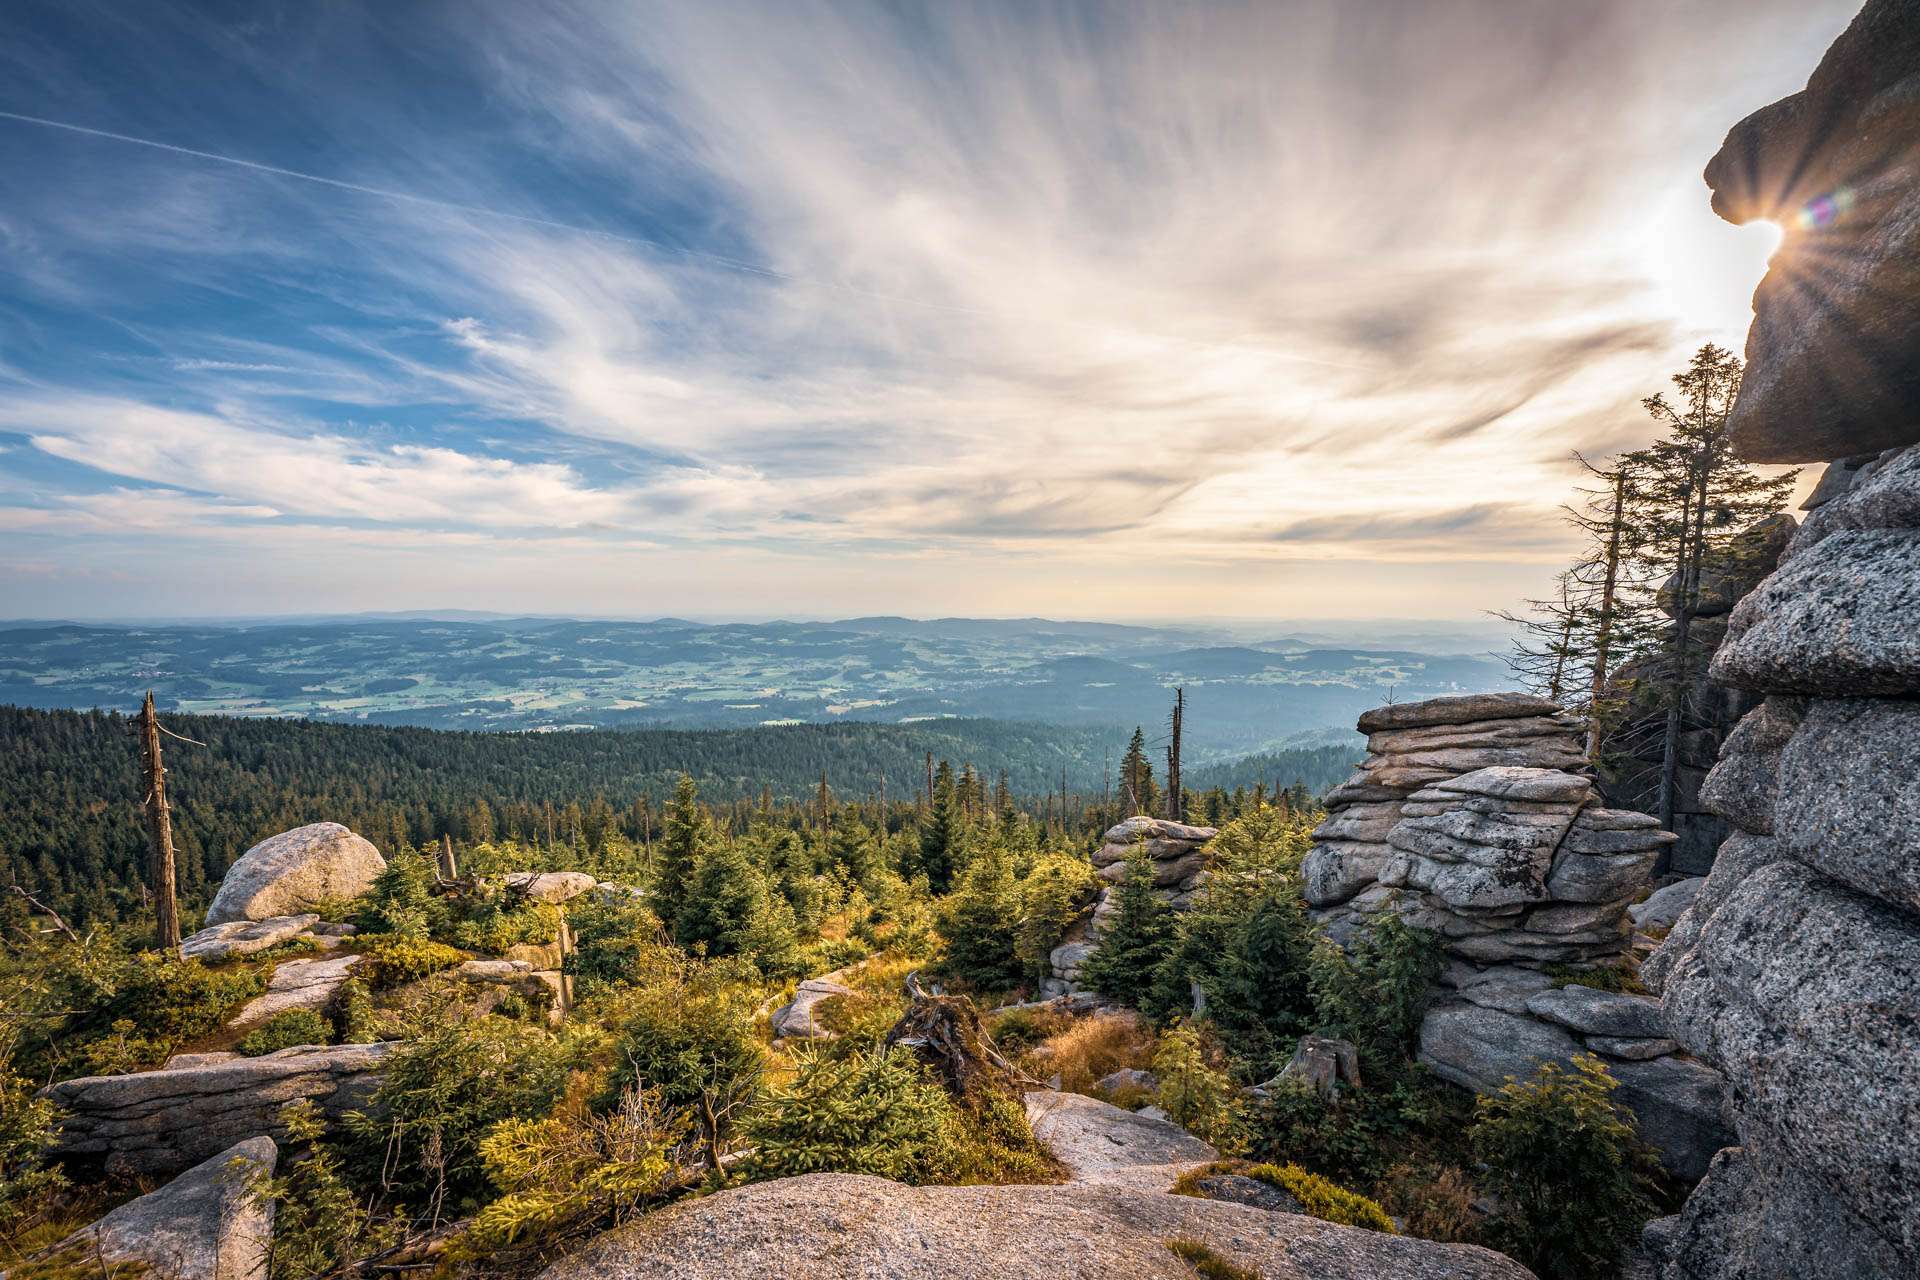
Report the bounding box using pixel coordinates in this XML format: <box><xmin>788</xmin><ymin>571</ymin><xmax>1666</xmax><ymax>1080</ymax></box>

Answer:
<box><xmin>1047</xmin><ymin>817</ymin><xmax>1216</xmax><ymax>995</ymax></box>
<box><xmin>43</xmin><ymin>1041</ymin><xmax>393</xmax><ymax>1176</ymax></box>
<box><xmin>535</xmin><ymin>1171</ymin><xmax>1537</xmax><ymax>1280</ymax></box>
<box><xmin>1644</xmin><ymin>6</ymin><xmax>1920</xmax><ymax>1269</ymax></box>
<box><xmin>1701</xmin><ymin>0</ymin><xmax>1920</xmax><ymax>464</ymax></box>
<box><xmin>206</xmin><ymin>822</ymin><xmax>386</xmax><ymax>925</ymax></box>
<box><xmin>6</xmin><ymin>1137</ymin><xmax>277</xmax><ymax>1280</ymax></box>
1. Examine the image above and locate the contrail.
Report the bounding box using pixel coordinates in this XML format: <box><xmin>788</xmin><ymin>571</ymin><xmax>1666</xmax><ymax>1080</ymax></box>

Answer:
<box><xmin>0</xmin><ymin>108</ymin><xmax>1373</xmax><ymax>371</ymax></box>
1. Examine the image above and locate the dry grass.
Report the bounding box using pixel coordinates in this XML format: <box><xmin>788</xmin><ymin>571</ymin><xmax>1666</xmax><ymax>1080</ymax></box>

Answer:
<box><xmin>1018</xmin><ymin>1010</ymin><xmax>1154</xmax><ymax>1093</ymax></box>
<box><xmin>1165</xmin><ymin>1237</ymin><xmax>1258</xmax><ymax>1280</ymax></box>
<box><xmin>1377</xmin><ymin>1162</ymin><xmax>1485</xmax><ymax>1244</ymax></box>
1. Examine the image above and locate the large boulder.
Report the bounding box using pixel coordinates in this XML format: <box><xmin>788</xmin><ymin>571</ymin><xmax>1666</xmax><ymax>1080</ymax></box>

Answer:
<box><xmin>206</xmin><ymin>823</ymin><xmax>386</xmax><ymax>925</ymax></box>
<box><xmin>770</xmin><ymin>978</ymin><xmax>857</xmax><ymax>1039</ymax></box>
<box><xmin>1773</xmin><ymin>698</ymin><xmax>1920</xmax><ymax>914</ymax></box>
<box><xmin>1702</xmin><ymin>0</ymin><xmax>1920</xmax><ymax>463</ymax></box>
<box><xmin>43</xmin><ymin>1042</ymin><xmax>394</xmax><ymax>1176</ymax></box>
<box><xmin>534</xmin><ymin>1171</ymin><xmax>1537</xmax><ymax>1280</ymax></box>
<box><xmin>11</xmin><ymin>1136</ymin><xmax>276</xmax><ymax>1280</ymax></box>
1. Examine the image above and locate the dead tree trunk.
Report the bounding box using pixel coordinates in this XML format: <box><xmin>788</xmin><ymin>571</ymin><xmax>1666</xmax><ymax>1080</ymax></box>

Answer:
<box><xmin>138</xmin><ymin>692</ymin><xmax>181</xmax><ymax>950</ymax></box>
<box><xmin>438</xmin><ymin>832</ymin><xmax>458</xmax><ymax>880</ymax></box>
<box><xmin>1165</xmin><ymin>688</ymin><xmax>1184</xmax><ymax>822</ymax></box>
<box><xmin>1586</xmin><ymin>466</ymin><xmax>1630</xmax><ymax>762</ymax></box>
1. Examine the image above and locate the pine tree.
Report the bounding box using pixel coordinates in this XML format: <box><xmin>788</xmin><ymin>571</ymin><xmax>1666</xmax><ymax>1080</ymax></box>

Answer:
<box><xmin>357</xmin><ymin>844</ymin><xmax>437</xmax><ymax>938</ymax></box>
<box><xmin>936</xmin><ymin>841</ymin><xmax>1022</xmax><ymax>989</ymax></box>
<box><xmin>1079</xmin><ymin>848</ymin><xmax>1174</xmax><ymax>1007</ymax></box>
<box><xmin>655</xmin><ymin>774</ymin><xmax>708</xmax><ymax>931</ymax></box>
<box><xmin>914</xmin><ymin>760</ymin><xmax>961</xmax><ymax>893</ymax></box>
<box><xmin>674</xmin><ymin>840</ymin><xmax>765</xmax><ymax>958</ymax></box>
<box><xmin>1118</xmin><ymin>728</ymin><xmax>1159</xmax><ymax>816</ymax></box>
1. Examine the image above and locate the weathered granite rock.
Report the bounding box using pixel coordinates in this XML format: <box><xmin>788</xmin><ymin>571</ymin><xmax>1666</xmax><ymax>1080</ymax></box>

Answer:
<box><xmin>1607</xmin><ymin>1054</ymin><xmax>1738</xmax><ymax>1183</ymax></box>
<box><xmin>206</xmin><ymin>823</ymin><xmax>385</xmax><ymax>925</ymax></box>
<box><xmin>1774</xmin><ymin>698</ymin><xmax>1920</xmax><ymax>913</ymax></box>
<box><xmin>1697</xmin><ymin>699</ymin><xmax>1801</xmax><ymax>836</ymax></box>
<box><xmin>1628</xmin><ymin>878</ymin><xmax>1703</xmax><ymax>930</ymax></box>
<box><xmin>1659</xmin><ymin>860</ymin><xmax>1920</xmax><ymax>1263</ymax></box>
<box><xmin>1793</xmin><ymin>442</ymin><xmax>1920</xmax><ymax>545</ymax></box>
<box><xmin>1704</xmin><ymin>2</ymin><xmax>1920</xmax><ymax>463</ymax></box>
<box><xmin>1641</xmin><ymin>832</ymin><xmax>1785</xmax><ymax>995</ymax></box>
<box><xmin>770</xmin><ymin>978</ymin><xmax>857</xmax><ymax>1039</ymax></box>
<box><xmin>1588</xmin><ymin>1036</ymin><xmax>1681</xmax><ymax>1061</ymax></box>
<box><xmin>228</xmin><ymin>953</ymin><xmax>363</xmax><ymax>1031</ymax></box>
<box><xmin>455</xmin><ymin>958</ymin><xmax>536</xmax><ymax>983</ymax></box>
<box><xmin>43</xmin><ymin>1042</ymin><xmax>394</xmax><ymax>1176</ymax></box>
<box><xmin>535</xmin><ymin>1171</ymin><xmax>1536</xmax><ymax>1280</ymax></box>
<box><xmin>179</xmin><ymin>914</ymin><xmax>322</xmax><ymax>961</ymax></box>
<box><xmin>1095</xmin><ymin>1068</ymin><xmax>1158</xmax><ymax>1096</ymax></box>
<box><xmin>1524</xmin><ymin>986</ymin><xmax>1666</xmax><ymax>1040</ymax></box>
<box><xmin>13</xmin><ymin>1136</ymin><xmax>276</xmax><ymax>1280</ymax></box>
<box><xmin>1357</xmin><ymin>692</ymin><xmax>1563</xmax><ymax>733</ymax></box>
<box><xmin>1438</xmin><ymin>962</ymin><xmax>1556</xmax><ymax>1014</ymax></box>
<box><xmin>1710</xmin><ymin>529</ymin><xmax>1920</xmax><ymax>696</ymax></box>
<box><xmin>507</xmin><ymin>870</ymin><xmax>599</xmax><ymax>903</ymax></box>
<box><xmin>1025</xmin><ymin>1089</ymin><xmax>1216</xmax><ymax>1192</ymax></box>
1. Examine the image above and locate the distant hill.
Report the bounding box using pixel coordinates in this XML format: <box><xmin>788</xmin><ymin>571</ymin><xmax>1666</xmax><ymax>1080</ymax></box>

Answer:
<box><xmin>0</xmin><ymin>616</ymin><xmax>1511</xmax><ymax>758</ymax></box>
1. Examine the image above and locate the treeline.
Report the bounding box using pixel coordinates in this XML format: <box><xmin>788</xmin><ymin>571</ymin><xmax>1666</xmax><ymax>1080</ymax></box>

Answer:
<box><xmin>0</xmin><ymin>705</ymin><xmax>1358</xmax><ymax>928</ymax></box>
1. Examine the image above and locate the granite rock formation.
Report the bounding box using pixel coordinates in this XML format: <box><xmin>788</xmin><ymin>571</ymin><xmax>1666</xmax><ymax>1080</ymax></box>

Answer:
<box><xmin>1045</xmin><ymin>817</ymin><xmax>1216</xmax><ymax>995</ymax></box>
<box><xmin>1304</xmin><ymin>693</ymin><xmax>1731</xmax><ymax>1178</ymax></box>
<box><xmin>1642</xmin><ymin>6</ymin><xmax>1920</xmax><ymax>1271</ymax></box>
<box><xmin>43</xmin><ymin>1041</ymin><xmax>393</xmax><ymax>1176</ymax></box>
<box><xmin>5</xmin><ymin>1137</ymin><xmax>277</xmax><ymax>1280</ymax></box>
<box><xmin>205</xmin><ymin>822</ymin><xmax>386</xmax><ymax>925</ymax></box>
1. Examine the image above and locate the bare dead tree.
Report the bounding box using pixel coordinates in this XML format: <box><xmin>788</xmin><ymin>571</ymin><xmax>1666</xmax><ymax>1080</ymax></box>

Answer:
<box><xmin>138</xmin><ymin>691</ymin><xmax>181</xmax><ymax>949</ymax></box>
<box><xmin>1165</xmin><ymin>687</ymin><xmax>1185</xmax><ymax>822</ymax></box>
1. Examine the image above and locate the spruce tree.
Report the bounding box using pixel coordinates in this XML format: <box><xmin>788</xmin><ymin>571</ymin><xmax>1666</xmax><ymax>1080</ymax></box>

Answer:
<box><xmin>655</xmin><ymin>774</ymin><xmax>708</xmax><ymax>931</ymax></box>
<box><xmin>1080</xmin><ymin>848</ymin><xmax>1174</xmax><ymax>1007</ymax></box>
<box><xmin>1118</xmin><ymin>728</ymin><xmax>1159</xmax><ymax>815</ymax></box>
<box><xmin>914</xmin><ymin>760</ymin><xmax>961</xmax><ymax>893</ymax></box>
<box><xmin>936</xmin><ymin>841</ymin><xmax>1022</xmax><ymax>989</ymax></box>
<box><xmin>674</xmin><ymin>840</ymin><xmax>765</xmax><ymax>958</ymax></box>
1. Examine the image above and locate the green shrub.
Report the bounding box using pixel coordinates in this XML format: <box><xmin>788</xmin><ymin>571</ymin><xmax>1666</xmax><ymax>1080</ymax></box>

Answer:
<box><xmin>329</xmin><ymin>977</ymin><xmax>382</xmax><ymax>1044</ymax></box>
<box><xmin>936</xmin><ymin>846</ymin><xmax>1023</xmax><ymax>990</ymax></box>
<box><xmin>0</xmin><ymin>1073</ymin><xmax>67</xmax><ymax>1240</ymax></box>
<box><xmin>1250</xmin><ymin>1070</ymin><xmax>1459</xmax><ymax>1187</ymax></box>
<box><xmin>1013</xmin><ymin>854</ymin><xmax>1095</xmax><ymax>986</ymax></box>
<box><xmin>1546</xmin><ymin>964</ymin><xmax>1647</xmax><ymax>995</ymax></box>
<box><xmin>439</xmin><ymin>895</ymin><xmax>560</xmax><ymax>956</ymax></box>
<box><xmin>237</xmin><ymin>1009</ymin><xmax>333</xmax><ymax>1056</ymax></box>
<box><xmin>1151</xmin><ymin>1025</ymin><xmax>1247</xmax><ymax>1154</ymax></box>
<box><xmin>1307</xmin><ymin>910</ymin><xmax>1441</xmax><ymax>1072</ymax></box>
<box><xmin>344</xmin><ymin>1015</ymin><xmax>573</xmax><ymax>1209</ymax></box>
<box><xmin>564</xmin><ymin>894</ymin><xmax>665</xmax><ymax>999</ymax></box>
<box><xmin>248</xmin><ymin>1100</ymin><xmax>396</xmax><ymax>1279</ymax></box>
<box><xmin>740</xmin><ymin>1046</ymin><xmax>960</xmax><ymax>1183</ymax></box>
<box><xmin>353</xmin><ymin>934</ymin><xmax>465</xmax><ymax>990</ymax></box>
<box><xmin>74</xmin><ymin>952</ymin><xmax>267</xmax><ymax>1073</ymax></box>
<box><xmin>599</xmin><ymin>950</ymin><xmax>764</xmax><ymax>1166</ymax></box>
<box><xmin>1469</xmin><ymin>1055</ymin><xmax>1660</xmax><ymax>1280</ymax></box>
<box><xmin>1244</xmin><ymin>1162</ymin><xmax>1395</xmax><ymax>1231</ymax></box>
<box><xmin>355</xmin><ymin>846</ymin><xmax>441</xmax><ymax>939</ymax></box>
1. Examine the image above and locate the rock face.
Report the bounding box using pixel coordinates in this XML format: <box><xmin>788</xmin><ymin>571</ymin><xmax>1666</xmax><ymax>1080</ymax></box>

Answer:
<box><xmin>1049</xmin><ymin>817</ymin><xmax>1216</xmax><ymax>993</ymax></box>
<box><xmin>1701</xmin><ymin>0</ymin><xmax>1920</xmax><ymax>463</ymax></box>
<box><xmin>535</xmin><ymin>1171</ymin><xmax>1537</xmax><ymax>1280</ymax></box>
<box><xmin>1645</xmin><ymin>8</ymin><xmax>1920</xmax><ymax>1265</ymax></box>
<box><xmin>205</xmin><ymin>823</ymin><xmax>385</xmax><ymax>925</ymax></box>
<box><xmin>43</xmin><ymin>1042</ymin><xmax>394</xmax><ymax>1176</ymax></box>
<box><xmin>11</xmin><ymin>1136</ymin><xmax>277</xmax><ymax>1280</ymax></box>
<box><xmin>1306</xmin><ymin>693</ymin><xmax>1725</xmax><ymax>1178</ymax></box>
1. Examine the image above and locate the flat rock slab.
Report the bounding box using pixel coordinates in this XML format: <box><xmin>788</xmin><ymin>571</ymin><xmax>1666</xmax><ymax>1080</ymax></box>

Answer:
<box><xmin>508</xmin><ymin>870</ymin><xmax>600</xmax><ymax>903</ymax></box>
<box><xmin>1358</xmin><ymin>693</ymin><xmax>1563</xmax><ymax>733</ymax></box>
<box><xmin>535</xmin><ymin>1171</ymin><xmax>1536</xmax><ymax>1280</ymax></box>
<box><xmin>179</xmin><ymin>914</ymin><xmax>320</xmax><ymax>961</ymax></box>
<box><xmin>16</xmin><ymin>1136</ymin><xmax>276</xmax><ymax>1280</ymax></box>
<box><xmin>229</xmin><ymin>952</ymin><xmax>363</xmax><ymax>1031</ymax></box>
<box><xmin>43</xmin><ymin>1042</ymin><xmax>395</xmax><ymax>1177</ymax></box>
<box><xmin>1524</xmin><ymin>985</ymin><xmax>1666</xmax><ymax>1039</ymax></box>
<box><xmin>207</xmin><ymin>823</ymin><xmax>385</xmax><ymax>925</ymax></box>
<box><xmin>1024</xmin><ymin>1089</ymin><xmax>1216</xmax><ymax>1192</ymax></box>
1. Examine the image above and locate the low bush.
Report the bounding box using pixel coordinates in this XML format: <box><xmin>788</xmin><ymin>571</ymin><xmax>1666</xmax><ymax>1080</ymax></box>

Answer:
<box><xmin>1152</xmin><ymin>1025</ymin><xmax>1247</xmax><ymax>1155</ymax></box>
<box><xmin>984</xmin><ymin>1004</ymin><xmax>1074</xmax><ymax>1054</ymax></box>
<box><xmin>1545</xmin><ymin>964</ymin><xmax>1647</xmax><ymax>995</ymax></box>
<box><xmin>353</xmin><ymin>935</ymin><xmax>465</xmax><ymax>990</ymax></box>
<box><xmin>73</xmin><ymin>952</ymin><xmax>267</xmax><ymax>1073</ymax></box>
<box><xmin>355</xmin><ymin>846</ymin><xmax>443</xmax><ymax>939</ymax></box>
<box><xmin>1377</xmin><ymin>1162</ymin><xmax>1484</xmax><ymax>1245</ymax></box>
<box><xmin>1244</xmin><ymin>1162</ymin><xmax>1395</xmax><ymax>1232</ymax></box>
<box><xmin>237</xmin><ymin>1009</ymin><xmax>333</xmax><ymax>1056</ymax></box>
<box><xmin>1469</xmin><ymin>1055</ymin><xmax>1661</xmax><ymax>1280</ymax></box>
<box><xmin>1306</xmin><ymin>911</ymin><xmax>1441</xmax><ymax>1073</ymax></box>
<box><xmin>1250</xmin><ymin>1070</ymin><xmax>1465</xmax><ymax>1187</ymax></box>
<box><xmin>563</xmin><ymin>894</ymin><xmax>666</xmax><ymax>1000</ymax></box>
<box><xmin>249</xmin><ymin>1100</ymin><xmax>398</xmax><ymax>1279</ymax></box>
<box><xmin>438</xmin><ymin>894</ymin><xmax>560</xmax><ymax>956</ymax></box>
<box><xmin>740</xmin><ymin>1046</ymin><xmax>959</xmax><ymax>1183</ymax></box>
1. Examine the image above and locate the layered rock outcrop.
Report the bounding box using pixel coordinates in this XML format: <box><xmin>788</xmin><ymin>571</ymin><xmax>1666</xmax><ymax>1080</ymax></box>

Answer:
<box><xmin>1046</xmin><ymin>817</ymin><xmax>1217</xmax><ymax>995</ymax></box>
<box><xmin>1643</xmin><ymin>6</ymin><xmax>1920</xmax><ymax>1272</ymax></box>
<box><xmin>43</xmin><ymin>1041</ymin><xmax>394</xmax><ymax>1176</ymax></box>
<box><xmin>1305</xmin><ymin>693</ymin><xmax>1731</xmax><ymax>1178</ymax></box>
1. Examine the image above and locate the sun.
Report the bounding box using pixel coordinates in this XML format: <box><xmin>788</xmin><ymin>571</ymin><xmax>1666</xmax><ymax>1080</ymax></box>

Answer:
<box><xmin>1644</xmin><ymin>198</ymin><xmax>1785</xmax><ymax>339</ymax></box>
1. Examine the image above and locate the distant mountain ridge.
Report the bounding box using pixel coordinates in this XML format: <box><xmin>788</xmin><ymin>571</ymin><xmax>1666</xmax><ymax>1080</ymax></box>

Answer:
<box><xmin>0</xmin><ymin>614</ymin><xmax>1510</xmax><ymax>757</ymax></box>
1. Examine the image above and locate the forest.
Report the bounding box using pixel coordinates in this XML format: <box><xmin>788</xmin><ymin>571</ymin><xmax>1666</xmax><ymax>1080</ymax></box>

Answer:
<box><xmin>0</xmin><ymin>704</ymin><xmax>1358</xmax><ymax>928</ymax></box>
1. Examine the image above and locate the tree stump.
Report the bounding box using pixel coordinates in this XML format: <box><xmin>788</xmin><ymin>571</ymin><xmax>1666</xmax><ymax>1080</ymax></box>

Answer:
<box><xmin>1278</xmin><ymin>1035</ymin><xmax>1362</xmax><ymax>1099</ymax></box>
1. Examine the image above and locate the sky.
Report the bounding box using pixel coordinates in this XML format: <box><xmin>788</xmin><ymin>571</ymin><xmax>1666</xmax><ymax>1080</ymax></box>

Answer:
<box><xmin>0</xmin><ymin>0</ymin><xmax>1859</xmax><ymax>623</ymax></box>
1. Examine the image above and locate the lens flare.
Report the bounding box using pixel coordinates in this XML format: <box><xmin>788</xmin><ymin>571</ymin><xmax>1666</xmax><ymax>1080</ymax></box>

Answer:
<box><xmin>1795</xmin><ymin>188</ymin><xmax>1854</xmax><ymax>231</ymax></box>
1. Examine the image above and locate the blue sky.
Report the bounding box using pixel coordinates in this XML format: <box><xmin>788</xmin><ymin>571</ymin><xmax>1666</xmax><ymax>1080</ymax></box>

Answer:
<box><xmin>0</xmin><ymin>0</ymin><xmax>1856</xmax><ymax>621</ymax></box>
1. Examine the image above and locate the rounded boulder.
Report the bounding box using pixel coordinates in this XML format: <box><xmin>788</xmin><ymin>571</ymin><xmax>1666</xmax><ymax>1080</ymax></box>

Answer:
<box><xmin>206</xmin><ymin>822</ymin><xmax>386</xmax><ymax>925</ymax></box>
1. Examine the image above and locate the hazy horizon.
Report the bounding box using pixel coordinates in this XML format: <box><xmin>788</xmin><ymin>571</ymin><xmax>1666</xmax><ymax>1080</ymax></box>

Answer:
<box><xmin>0</xmin><ymin>1</ymin><xmax>1851</xmax><ymax>620</ymax></box>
